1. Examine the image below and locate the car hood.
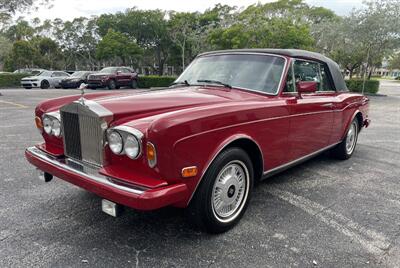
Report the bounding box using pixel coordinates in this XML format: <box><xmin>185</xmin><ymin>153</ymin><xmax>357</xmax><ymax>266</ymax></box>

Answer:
<box><xmin>62</xmin><ymin>77</ymin><xmax>80</xmax><ymax>81</ymax></box>
<box><xmin>89</xmin><ymin>73</ymin><xmax>113</xmax><ymax>79</ymax></box>
<box><xmin>22</xmin><ymin>76</ymin><xmax>41</xmax><ymax>80</ymax></box>
<box><xmin>91</xmin><ymin>87</ymin><xmax>257</xmax><ymax>122</ymax></box>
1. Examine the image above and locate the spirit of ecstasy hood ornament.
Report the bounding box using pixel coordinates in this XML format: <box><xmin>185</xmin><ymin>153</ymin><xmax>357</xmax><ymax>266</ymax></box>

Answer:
<box><xmin>78</xmin><ymin>83</ymin><xmax>87</xmax><ymax>105</ymax></box>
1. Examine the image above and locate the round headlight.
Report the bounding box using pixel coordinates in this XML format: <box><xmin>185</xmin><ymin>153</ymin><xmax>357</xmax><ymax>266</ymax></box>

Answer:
<box><xmin>52</xmin><ymin>118</ymin><xmax>61</xmax><ymax>137</ymax></box>
<box><xmin>43</xmin><ymin>116</ymin><xmax>52</xmax><ymax>134</ymax></box>
<box><xmin>108</xmin><ymin>131</ymin><xmax>123</xmax><ymax>154</ymax></box>
<box><xmin>124</xmin><ymin>135</ymin><xmax>140</xmax><ymax>159</ymax></box>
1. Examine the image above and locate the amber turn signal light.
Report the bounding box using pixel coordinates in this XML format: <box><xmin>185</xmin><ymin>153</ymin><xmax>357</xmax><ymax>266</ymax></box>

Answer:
<box><xmin>146</xmin><ymin>142</ymin><xmax>157</xmax><ymax>168</ymax></box>
<box><xmin>181</xmin><ymin>166</ymin><xmax>198</xmax><ymax>178</ymax></box>
<box><xmin>35</xmin><ymin>116</ymin><xmax>43</xmax><ymax>131</ymax></box>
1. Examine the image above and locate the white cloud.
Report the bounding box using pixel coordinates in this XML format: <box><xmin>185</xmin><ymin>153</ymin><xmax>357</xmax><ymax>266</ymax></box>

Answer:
<box><xmin>19</xmin><ymin>0</ymin><xmax>364</xmax><ymax>22</ymax></box>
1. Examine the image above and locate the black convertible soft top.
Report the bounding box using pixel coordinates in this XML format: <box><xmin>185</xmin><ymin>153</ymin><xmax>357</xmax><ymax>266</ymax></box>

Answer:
<box><xmin>199</xmin><ymin>49</ymin><xmax>348</xmax><ymax>91</ymax></box>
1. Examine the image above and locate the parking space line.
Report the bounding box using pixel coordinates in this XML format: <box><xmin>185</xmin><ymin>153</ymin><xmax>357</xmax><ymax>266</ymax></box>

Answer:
<box><xmin>0</xmin><ymin>100</ymin><xmax>29</xmax><ymax>108</ymax></box>
<box><xmin>265</xmin><ymin>188</ymin><xmax>391</xmax><ymax>255</ymax></box>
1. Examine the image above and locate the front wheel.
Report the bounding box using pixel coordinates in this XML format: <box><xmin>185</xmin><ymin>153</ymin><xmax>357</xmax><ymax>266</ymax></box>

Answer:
<box><xmin>107</xmin><ymin>80</ymin><xmax>116</xmax><ymax>90</ymax></box>
<box><xmin>40</xmin><ymin>80</ymin><xmax>50</xmax><ymax>89</ymax></box>
<box><xmin>187</xmin><ymin>147</ymin><xmax>253</xmax><ymax>233</ymax></box>
<box><xmin>331</xmin><ymin>119</ymin><xmax>359</xmax><ymax>160</ymax></box>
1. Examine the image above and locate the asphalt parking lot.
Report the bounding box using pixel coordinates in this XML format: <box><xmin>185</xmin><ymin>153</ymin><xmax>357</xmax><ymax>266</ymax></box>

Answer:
<box><xmin>0</xmin><ymin>81</ymin><xmax>399</xmax><ymax>267</ymax></box>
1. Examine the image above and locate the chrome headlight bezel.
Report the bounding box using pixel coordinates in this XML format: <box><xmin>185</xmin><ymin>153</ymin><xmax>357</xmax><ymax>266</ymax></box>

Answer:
<box><xmin>107</xmin><ymin>130</ymin><xmax>124</xmax><ymax>155</ymax></box>
<box><xmin>107</xmin><ymin>126</ymin><xmax>143</xmax><ymax>159</ymax></box>
<box><xmin>42</xmin><ymin>112</ymin><xmax>62</xmax><ymax>137</ymax></box>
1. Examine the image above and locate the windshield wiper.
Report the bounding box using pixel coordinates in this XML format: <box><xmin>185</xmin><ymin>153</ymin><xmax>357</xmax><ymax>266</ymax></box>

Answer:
<box><xmin>170</xmin><ymin>80</ymin><xmax>190</xmax><ymax>87</ymax></box>
<box><xmin>197</xmin><ymin>79</ymin><xmax>232</xmax><ymax>89</ymax></box>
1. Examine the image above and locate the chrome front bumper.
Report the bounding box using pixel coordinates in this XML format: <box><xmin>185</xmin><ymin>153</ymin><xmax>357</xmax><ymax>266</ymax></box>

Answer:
<box><xmin>26</xmin><ymin>146</ymin><xmax>145</xmax><ymax>195</ymax></box>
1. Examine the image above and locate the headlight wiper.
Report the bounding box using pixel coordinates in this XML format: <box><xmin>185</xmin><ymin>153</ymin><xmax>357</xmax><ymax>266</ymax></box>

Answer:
<box><xmin>170</xmin><ymin>80</ymin><xmax>190</xmax><ymax>87</ymax></box>
<box><xmin>197</xmin><ymin>79</ymin><xmax>232</xmax><ymax>89</ymax></box>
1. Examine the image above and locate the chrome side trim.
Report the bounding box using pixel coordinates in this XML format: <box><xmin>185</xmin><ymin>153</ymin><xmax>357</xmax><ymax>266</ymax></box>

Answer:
<box><xmin>27</xmin><ymin>147</ymin><xmax>146</xmax><ymax>195</ymax></box>
<box><xmin>262</xmin><ymin>142</ymin><xmax>340</xmax><ymax>179</ymax></box>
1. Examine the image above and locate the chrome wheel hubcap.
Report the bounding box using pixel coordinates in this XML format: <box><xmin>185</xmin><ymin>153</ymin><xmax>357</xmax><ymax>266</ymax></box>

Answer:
<box><xmin>211</xmin><ymin>160</ymin><xmax>249</xmax><ymax>223</ymax></box>
<box><xmin>346</xmin><ymin>122</ymin><xmax>357</xmax><ymax>154</ymax></box>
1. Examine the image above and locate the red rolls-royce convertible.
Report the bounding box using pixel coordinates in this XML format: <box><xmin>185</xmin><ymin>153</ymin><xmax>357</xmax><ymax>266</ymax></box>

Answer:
<box><xmin>25</xmin><ymin>49</ymin><xmax>370</xmax><ymax>233</ymax></box>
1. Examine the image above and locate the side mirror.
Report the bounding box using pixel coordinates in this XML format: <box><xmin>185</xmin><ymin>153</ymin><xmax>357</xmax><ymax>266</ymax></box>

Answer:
<box><xmin>296</xmin><ymin>81</ymin><xmax>318</xmax><ymax>94</ymax></box>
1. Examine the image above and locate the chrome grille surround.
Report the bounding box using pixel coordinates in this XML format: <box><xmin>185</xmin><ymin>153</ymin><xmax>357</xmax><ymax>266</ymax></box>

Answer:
<box><xmin>60</xmin><ymin>99</ymin><xmax>113</xmax><ymax>167</ymax></box>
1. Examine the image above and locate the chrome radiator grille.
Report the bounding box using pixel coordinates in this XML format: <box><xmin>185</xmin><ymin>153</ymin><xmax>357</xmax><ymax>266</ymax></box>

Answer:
<box><xmin>61</xmin><ymin>110</ymin><xmax>104</xmax><ymax>166</ymax></box>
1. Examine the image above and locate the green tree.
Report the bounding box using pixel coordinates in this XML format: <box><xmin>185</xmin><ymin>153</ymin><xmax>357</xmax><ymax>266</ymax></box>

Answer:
<box><xmin>32</xmin><ymin>36</ymin><xmax>61</xmax><ymax>69</ymax></box>
<box><xmin>5</xmin><ymin>20</ymin><xmax>34</xmax><ymax>41</ymax></box>
<box><xmin>389</xmin><ymin>53</ymin><xmax>400</xmax><ymax>70</ymax></box>
<box><xmin>4</xmin><ymin>40</ymin><xmax>37</xmax><ymax>70</ymax></box>
<box><xmin>0</xmin><ymin>35</ymin><xmax>12</xmax><ymax>64</ymax></box>
<box><xmin>96</xmin><ymin>29</ymin><xmax>141</xmax><ymax>66</ymax></box>
<box><xmin>168</xmin><ymin>12</ymin><xmax>198</xmax><ymax>70</ymax></box>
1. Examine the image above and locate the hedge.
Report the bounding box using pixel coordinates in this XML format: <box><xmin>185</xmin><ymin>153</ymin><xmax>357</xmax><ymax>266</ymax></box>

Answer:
<box><xmin>138</xmin><ymin>75</ymin><xmax>177</xmax><ymax>88</ymax></box>
<box><xmin>0</xmin><ymin>73</ymin><xmax>29</xmax><ymax>88</ymax></box>
<box><xmin>345</xmin><ymin>79</ymin><xmax>380</xmax><ymax>94</ymax></box>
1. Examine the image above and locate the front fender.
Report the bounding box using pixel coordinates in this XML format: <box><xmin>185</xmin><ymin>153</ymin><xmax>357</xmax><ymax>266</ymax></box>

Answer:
<box><xmin>173</xmin><ymin>132</ymin><xmax>262</xmax><ymax>206</ymax></box>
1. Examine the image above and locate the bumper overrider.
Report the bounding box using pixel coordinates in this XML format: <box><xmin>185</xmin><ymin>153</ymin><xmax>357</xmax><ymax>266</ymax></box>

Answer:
<box><xmin>25</xmin><ymin>146</ymin><xmax>188</xmax><ymax>211</ymax></box>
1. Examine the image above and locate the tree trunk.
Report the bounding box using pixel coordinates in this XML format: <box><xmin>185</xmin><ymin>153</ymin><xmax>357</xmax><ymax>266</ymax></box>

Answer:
<box><xmin>182</xmin><ymin>39</ymin><xmax>186</xmax><ymax>71</ymax></box>
<box><xmin>156</xmin><ymin>47</ymin><xmax>163</xmax><ymax>76</ymax></box>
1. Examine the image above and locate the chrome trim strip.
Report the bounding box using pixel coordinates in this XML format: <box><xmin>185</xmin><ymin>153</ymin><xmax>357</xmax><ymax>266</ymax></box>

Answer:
<box><xmin>113</xmin><ymin>126</ymin><xmax>144</xmax><ymax>140</ymax></box>
<box><xmin>45</xmin><ymin>111</ymin><xmax>61</xmax><ymax>121</ymax></box>
<box><xmin>72</xmin><ymin>99</ymin><xmax>113</xmax><ymax>118</ymax></box>
<box><xmin>262</xmin><ymin>142</ymin><xmax>340</xmax><ymax>178</ymax></box>
<box><xmin>27</xmin><ymin>146</ymin><xmax>145</xmax><ymax>195</ymax></box>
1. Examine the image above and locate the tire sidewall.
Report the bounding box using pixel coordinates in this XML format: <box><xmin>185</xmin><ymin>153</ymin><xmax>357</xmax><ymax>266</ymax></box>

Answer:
<box><xmin>108</xmin><ymin>80</ymin><xmax>116</xmax><ymax>90</ymax></box>
<box><xmin>345</xmin><ymin>120</ymin><xmax>359</xmax><ymax>157</ymax></box>
<box><xmin>40</xmin><ymin>80</ymin><xmax>49</xmax><ymax>89</ymax></box>
<box><xmin>198</xmin><ymin>148</ymin><xmax>254</xmax><ymax>232</ymax></box>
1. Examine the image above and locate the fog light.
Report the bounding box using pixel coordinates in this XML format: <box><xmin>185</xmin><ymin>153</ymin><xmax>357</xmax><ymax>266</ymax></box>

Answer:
<box><xmin>101</xmin><ymin>199</ymin><xmax>122</xmax><ymax>217</ymax></box>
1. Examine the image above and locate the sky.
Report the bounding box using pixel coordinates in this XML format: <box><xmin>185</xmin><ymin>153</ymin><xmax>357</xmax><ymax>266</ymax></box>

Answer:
<box><xmin>19</xmin><ymin>0</ymin><xmax>366</xmax><ymax>22</ymax></box>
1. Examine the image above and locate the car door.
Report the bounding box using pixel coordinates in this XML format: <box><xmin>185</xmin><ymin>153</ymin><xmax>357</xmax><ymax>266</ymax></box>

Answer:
<box><xmin>50</xmin><ymin>72</ymin><xmax>66</xmax><ymax>87</ymax></box>
<box><xmin>284</xmin><ymin>59</ymin><xmax>335</xmax><ymax>162</ymax></box>
<box><xmin>116</xmin><ymin>68</ymin><xmax>129</xmax><ymax>86</ymax></box>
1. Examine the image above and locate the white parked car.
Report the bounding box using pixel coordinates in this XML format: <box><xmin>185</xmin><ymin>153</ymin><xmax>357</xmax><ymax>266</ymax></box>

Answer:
<box><xmin>21</xmin><ymin>71</ymin><xmax>70</xmax><ymax>89</ymax></box>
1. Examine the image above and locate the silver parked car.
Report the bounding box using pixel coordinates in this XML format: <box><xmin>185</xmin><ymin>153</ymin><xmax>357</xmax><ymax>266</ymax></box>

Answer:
<box><xmin>21</xmin><ymin>71</ymin><xmax>70</xmax><ymax>89</ymax></box>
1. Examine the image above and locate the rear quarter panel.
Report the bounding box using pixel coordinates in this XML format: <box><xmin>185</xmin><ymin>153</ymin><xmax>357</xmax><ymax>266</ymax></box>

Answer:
<box><xmin>330</xmin><ymin>92</ymin><xmax>369</xmax><ymax>144</ymax></box>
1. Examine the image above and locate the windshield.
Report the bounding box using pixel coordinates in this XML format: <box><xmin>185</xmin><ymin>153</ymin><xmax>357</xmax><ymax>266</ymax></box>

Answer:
<box><xmin>99</xmin><ymin>67</ymin><xmax>118</xmax><ymax>74</ymax></box>
<box><xmin>70</xmin><ymin>71</ymin><xmax>87</xmax><ymax>78</ymax></box>
<box><xmin>36</xmin><ymin>71</ymin><xmax>52</xmax><ymax>77</ymax></box>
<box><xmin>175</xmin><ymin>54</ymin><xmax>286</xmax><ymax>94</ymax></box>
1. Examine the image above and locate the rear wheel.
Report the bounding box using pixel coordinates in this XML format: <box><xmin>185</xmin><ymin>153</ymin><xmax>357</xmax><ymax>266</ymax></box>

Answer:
<box><xmin>40</xmin><ymin>80</ymin><xmax>50</xmax><ymax>89</ymax></box>
<box><xmin>108</xmin><ymin>80</ymin><xmax>116</xmax><ymax>90</ymax></box>
<box><xmin>187</xmin><ymin>147</ymin><xmax>253</xmax><ymax>233</ymax></box>
<box><xmin>331</xmin><ymin>119</ymin><xmax>359</xmax><ymax>160</ymax></box>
